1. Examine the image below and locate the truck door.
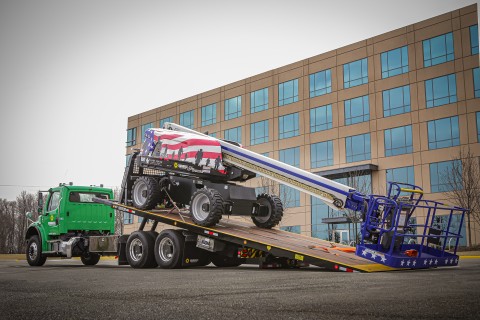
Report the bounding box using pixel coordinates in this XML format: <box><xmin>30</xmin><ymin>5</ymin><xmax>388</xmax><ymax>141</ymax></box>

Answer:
<box><xmin>45</xmin><ymin>191</ymin><xmax>61</xmax><ymax>236</ymax></box>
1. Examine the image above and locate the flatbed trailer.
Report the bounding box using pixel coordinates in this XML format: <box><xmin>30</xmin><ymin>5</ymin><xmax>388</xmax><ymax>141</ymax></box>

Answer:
<box><xmin>95</xmin><ymin>197</ymin><xmax>394</xmax><ymax>272</ymax></box>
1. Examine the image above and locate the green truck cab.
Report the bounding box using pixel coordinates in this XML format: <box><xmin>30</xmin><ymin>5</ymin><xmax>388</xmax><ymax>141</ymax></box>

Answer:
<box><xmin>25</xmin><ymin>184</ymin><xmax>118</xmax><ymax>266</ymax></box>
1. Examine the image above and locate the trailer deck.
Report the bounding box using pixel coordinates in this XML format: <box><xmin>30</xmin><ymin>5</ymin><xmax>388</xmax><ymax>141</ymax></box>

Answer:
<box><xmin>108</xmin><ymin>200</ymin><xmax>395</xmax><ymax>273</ymax></box>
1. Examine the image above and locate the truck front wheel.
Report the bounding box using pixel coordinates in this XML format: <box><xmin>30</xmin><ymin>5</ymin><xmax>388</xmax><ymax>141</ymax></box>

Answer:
<box><xmin>126</xmin><ymin>231</ymin><xmax>157</xmax><ymax>268</ymax></box>
<box><xmin>252</xmin><ymin>194</ymin><xmax>283</xmax><ymax>228</ymax></box>
<box><xmin>26</xmin><ymin>235</ymin><xmax>47</xmax><ymax>267</ymax></box>
<box><xmin>81</xmin><ymin>252</ymin><xmax>101</xmax><ymax>266</ymax></box>
<box><xmin>190</xmin><ymin>188</ymin><xmax>223</xmax><ymax>227</ymax></box>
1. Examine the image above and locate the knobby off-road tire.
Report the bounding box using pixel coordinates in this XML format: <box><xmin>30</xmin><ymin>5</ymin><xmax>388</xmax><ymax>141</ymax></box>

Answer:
<box><xmin>26</xmin><ymin>235</ymin><xmax>47</xmax><ymax>266</ymax></box>
<box><xmin>81</xmin><ymin>252</ymin><xmax>101</xmax><ymax>266</ymax></box>
<box><xmin>190</xmin><ymin>188</ymin><xmax>224</xmax><ymax>227</ymax></box>
<box><xmin>252</xmin><ymin>194</ymin><xmax>283</xmax><ymax>228</ymax></box>
<box><xmin>132</xmin><ymin>176</ymin><xmax>161</xmax><ymax>210</ymax></box>
<box><xmin>154</xmin><ymin>229</ymin><xmax>185</xmax><ymax>269</ymax></box>
<box><xmin>126</xmin><ymin>231</ymin><xmax>158</xmax><ymax>268</ymax></box>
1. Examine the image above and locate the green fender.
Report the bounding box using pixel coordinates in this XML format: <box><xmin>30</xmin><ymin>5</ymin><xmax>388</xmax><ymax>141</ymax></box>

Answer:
<box><xmin>26</xmin><ymin>223</ymin><xmax>49</xmax><ymax>252</ymax></box>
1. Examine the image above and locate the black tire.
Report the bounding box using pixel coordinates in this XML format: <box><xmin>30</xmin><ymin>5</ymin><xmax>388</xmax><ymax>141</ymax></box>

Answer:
<box><xmin>210</xmin><ymin>253</ymin><xmax>245</xmax><ymax>268</ymax></box>
<box><xmin>252</xmin><ymin>194</ymin><xmax>283</xmax><ymax>228</ymax></box>
<box><xmin>132</xmin><ymin>176</ymin><xmax>161</xmax><ymax>210</ymax></box>
<box><xmin>81</xmin><ymin>252</ymin><xmax>101</xmax><ymax>266</ymax></box>
<box><xmin>26</xmin><ymin>235</ymin><xmax>47</xmax><ymax>267</ymax></box>
<box><xmin>154</xmin><ymin>229</ymin><xmax>185</xmax><ymax>269</ymax></box>
<box><xmin>190</xmin><ymin>188</ymin><xmax>224</xmax><ymax>227</ymax></box>
<box><xmin>126</xmin><ymin>231</ymin><xmax>157</xmax><ymax>268</ymax></box>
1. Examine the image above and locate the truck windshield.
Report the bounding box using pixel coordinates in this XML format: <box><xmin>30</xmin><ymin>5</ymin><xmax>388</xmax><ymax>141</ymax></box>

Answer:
<box><xmin>69</xmin><ymin>192</ymin><xmax>110</xmax><ymax>203</ymax></box>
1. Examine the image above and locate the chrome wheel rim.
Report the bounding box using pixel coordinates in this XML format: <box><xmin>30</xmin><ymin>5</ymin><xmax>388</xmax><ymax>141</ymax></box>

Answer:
<box><xmin>159</xmin><ymin>237</ymin><xmax>174</xmax><ymax>262</ymax></box>
<box><xmin>191</xmin><ymin>193</ymin><xmax>210</xmax><ymax>222</ymax></box>
<box><xmin>133</xmin><ymin>180</ymin><xmax>148</xmax><ymax>207</ymax></box>
<box><xmin>29</xmin><ymin>242</ymin><xmax>38</xmax><ymax>261</ymax></box>
<box><xmin>129</xmin><ymin>238</ymin><xmax>143</xmax><ymax>261</ymax></box>
<box><xmin>255</xmin><ymin>198</ymin><xmax>271</xmax><ymax>223</ymax></box>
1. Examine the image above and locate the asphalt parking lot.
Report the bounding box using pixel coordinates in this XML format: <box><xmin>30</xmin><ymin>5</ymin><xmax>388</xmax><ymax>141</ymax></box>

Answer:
<box><xmin>0</xmin><ymin>258</ymin><xmax>479</xmax><ymax>320</ymax></box>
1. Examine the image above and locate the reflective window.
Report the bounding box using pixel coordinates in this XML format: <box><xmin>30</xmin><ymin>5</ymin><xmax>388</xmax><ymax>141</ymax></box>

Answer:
<box><xmin>309</xmin><ymin>69</ymin><xmax>332</xmax><ymax>97</ymax></box>
<box><xmin>423</xmin><ymin>32</ymin><xmax>454</xmax><ymax>67</ymax></box>
<box><xmin>125</xmin><ymin>154</ymin><xmax>132</xmax><ymax>167</ymax></box>
<box><xmin>209</xmin><ymin>132</ymin><xmax>217</xmax><ymax>138</ymax></box>
<box><xmin>310</xmin><ymin>105</ymin><xmax>332</xmax><ymax>132</ymax></box>
<box><xmin>381</xmin><ymin>46</ymin><xmax>409</xmax><ymax>78</ymax></box>
<box><xmin>425</xmin><ymin>74</ymin><xmax>457</xmax><ymax>108</ymax></box>
<box><xmin>427</xmin><ymin>116</ymin><xmax>459</xmax><ymax>150</ymax></box>
<box><xmin>386</xmin><ymin>166</ymin><xmax>414</xmax><ymax>187</ymax></box>
<box><xmin>224</xmin><ymin>126</ymin><xmax>242</xmax><ymax>144</ymax></box>
<box><xmin>141</xmin><ymin>123</ymin><xmax>153</xmax><ymax>141</ymax></box>
<box><xmin>345</xmin><ymin>95</ymin><xmax>369</xmax><ymax>125</ymax></box>
<box><xmin>384</xmin><ymin>125</ymin><xmax>413</xmax><ymax>156</ymax></box>
<box><xmin>345</xmin><ymin>133</ymin><xmax>371</xmax><ymax>163</ymax></box>
<box><xmin>225</xmin><ymin>96</ymin><xmax>242</xmax><ymax>120</ymax></box>
<box><xmin>159</xmin><ymin>116</ymin><xmax>173</xmax><ymax>128</ymax></box>
<box><xmin>311</xmin><ymin>141</ymin><xmax>333</xmax><ymax>168</ymax></box>
<box><xmin>279</xmin><ymin>147</ymin><xmax>300</xmax><ymax>168</ymax></box>
<box><xmin>471</xmin><ymin>25</ymin><xmax>479</xmax><ymax>55</ymax></box>
<box><xmin>278</xmin><ymin>79</ymin><xmax>299</xmax><ymax>106</ymax></box>
<box><xmin>430</xmin><ymin>160</ymin><xmax>462</xmax><ymax>193</ymax></box>
<box><xmin>477</xmin><ymin>112</ymin><xmax>480</xmax><ymax>142</ymax></box>
<box><xmin>126</xmin><ymin>127</ymin><xmax>137</xmax><ymax>147</ymax></box>
<box><xmin>123</xmin><ymin>213</ymin><xmax>133</xmax><ymax>224</ymax></box>
<box><xmin>383</xmin><ymin>85</ymin><xmax>411</xmax><ymax>117</ymax></box>
<box><xmin>47</xmin><ymin>192</ymin><xmax>60</xmax><ymax>211</ymax></box>
<box><xmin>250</xmin><ymin>120</ymin><xmax>269</xmax><ymax>145</ymax></box>
<box><xmin>344</xmin><ymin>58</ymin><xmax>368</xmax><ymax>88</ymax></box>
<box><xmin>279</xmin><ymin>113</ymin><xmax>299</xmax><ymax>139</ymax></box>
<box><xmin>474</xmin><ymin>68</ymin><xmax>480</xmax><ymax>98</ymax></box>
<box><xmin>201</xmin><ymin>103</ymin><xmax>216</xmax><ymax>126</ymax></box>
<box><xmin>180</xmin><ymin>110</ymin><xmax>194</xmax><ymax>129</ymax></box>
<box><xmin>250</xmin><ymin>88</ymin><xmax>268</xmax><ymax>113</ymax></box>
<box><xmin>279</xmin><ymin>184</ymin><xmax>300</xmax><ymax>208</ymax></box>
<box><xmin>280</xmin><ymin>225</ymin><xmax>301</xmax><ymax>234</ymax></box>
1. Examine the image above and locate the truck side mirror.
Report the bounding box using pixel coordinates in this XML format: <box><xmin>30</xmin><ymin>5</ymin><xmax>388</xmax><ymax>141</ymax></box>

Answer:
<box><xmin>37</xmin><ymin>192</ymin><xmax>44</xmax><ymax>214</ymax></box>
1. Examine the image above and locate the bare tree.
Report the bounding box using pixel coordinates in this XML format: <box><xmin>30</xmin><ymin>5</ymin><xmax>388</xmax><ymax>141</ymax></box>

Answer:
<box><xmin>442</xmin><ymin>148</ymin><xmax>480</xmax><ymax>248</ymax></box>
<box><xmin>15</xmin><ymin>191</ymin><xmax>36</xmax><ymax>253</ymax></box>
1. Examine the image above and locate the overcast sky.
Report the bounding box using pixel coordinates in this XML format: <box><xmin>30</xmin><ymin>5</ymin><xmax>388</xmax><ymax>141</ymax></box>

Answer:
<box><xmin>0</xmin><ymin>0</ymin><xmax>478</xmax><ymax>200</ymax></box>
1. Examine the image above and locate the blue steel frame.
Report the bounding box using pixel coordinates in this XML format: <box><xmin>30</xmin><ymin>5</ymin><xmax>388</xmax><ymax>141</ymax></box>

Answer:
<box><xmin>356</xmin><ymin>182</ymin><xmax>467</xmax><ymax>269</ymax></box>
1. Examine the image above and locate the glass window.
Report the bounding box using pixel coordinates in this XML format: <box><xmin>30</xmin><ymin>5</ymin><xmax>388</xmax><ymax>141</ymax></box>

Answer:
<box><xmin>261</xmin><ymin>152</ymin><xmax>269</xmax><ymax>157</ymax></box>
<box><xmin>470</xmin><ymin>25</ymin><xmax>479</xmax><ymax>55</ymax></box>
<box><xmin>474</xmin><ymin>68</ymin><xmax>480</xmax><ymax>98</ymax></box>
<box><xmin>159</xmin><ymin>116</ymin><xmax>173</xmax><ymax>128</ymax></box>
<box><xmin>279</xmin><ymin>113</ymin><xmax>299</xmax><ymax>139</ymax></box>
<box><xmin>423</xmin><ymin>32</ymin><xmax>454</xmax><ymax>67</ymax></box>
<box><xmin>125</xmin><ymin>154</ymin><xmax>132</xmax><ymax>167</ymax></box>
<box><xmin>123</xmin><ymin>213</ymin><xmax>133</xmax><ymax>225</ymax></box>
<box><xmin>279</xmin><ymin>184</ymin><xmax>300</xmax><ymax>208</ymax></box>
<box><xmin>384</xmin><ymin>125</ymin><xmax>413</xmax><ymax>156</ymax></box>
<box><xmin>344</xmin><ymin>58</ymin><xmax>368</xmax><ymax>88</ymax></box>
<box><xmin>278</xmin><ymin>79</ymin><xmax>298</xmax><ymax>106</ymax></box>
<box><xmin>381</xmin><ymin>46</ymin><xmax>409</xmax><ymax>78</ymax></box>
<box><xmin>309</xmin><ymin>69</ymin><xmax>332</xmax><ymax>97</ymax></box>
<box><xmin>311</xmin><ymin>141</ymin><xmax>333</xmax><ymax>168</ymax></box>
<box><xmin>279</xmin><ymin>147</ymin><xmax>300</xmax><ymax>168</ymax></box>
<box><xmin>224</xmin><ymin>126</ymin><xmax>242</xmax><ymax>144</ymax></box>
<box><xmin>386</xmin><ymin>166</ymin><xmax>414</xmax><ymax>186</ymax></box>
<box><xmin>280</xmin><ymin>225</ymin><xmax>301</xmax><ymax>234</ymax></box>
<box><xmin>383</xmin><ymin>85</ymin><xmax>411</xmax><ymax>117</ymax></box>
<box><xmin>430</xmin><ymin>160</ymin><xmax>462</xmax><ymax>193</ymax></box>
<box><xmin>209</xmin><ymin>132</ymin><xmax>217</xmax><ymax>138</ymax></box>
<box><xmin>477</xmin><ymin>112</ymin><xmax>480</xmax><ymax>142</ymax></box>
<box><xmin>425</xmin><ymin>74</ymin><xmax>457</xmax><ymax>108</ymax></box>
<box><xmin>180</xmin><ymin>110</ymin><xmax>194</xmax><ymax>129</ymax></box>
<box><xmin>126</xmin><ymin>127</ymin><xmax>137</xmax><ymax>147</ymax></box>
<box><xmin>47</xmin><ymin>192</ymin><xmax>60</xmax><ymax>211</ymax></box>
<box><xmin>344</xmin><ymin>95</ymin><xmax>369</xmax><ymax>125</ymax></box>
<box><xmin>427</xmin><ymin>116</ymin><xmax>459</xmax><ymax>150</ymax></box>
<box><xmin>225</xmin><ymin>96</ymin><xmax>242</xmax><ymax>120</ymax></box>
<box><xmin>250</xmin><ymin>120</ymin><xmax>269</xmax><ymax>145</ymax></box>
<box><xmin>250</xmin><ymin>88</ymin><xmax>268</xmax><ymax>113</ymax></box>
<box><xmin>345</xmin><ymin>133</ymin><xmax>371</xmax><ymax>163</ymax></box>
<box><xmin>141</xmin><ymin>123</ymin><xmax>153</xmax><ymax>135</ymax></box>
<box><xmin>310</xmin><ymin>105</ymin><xmax>332</xmax><ymax>132</ymax></box>
<box><xmin>201</xmin><ymin>103</ymin><xmax>216</xmax><ymax>126</ymax></box>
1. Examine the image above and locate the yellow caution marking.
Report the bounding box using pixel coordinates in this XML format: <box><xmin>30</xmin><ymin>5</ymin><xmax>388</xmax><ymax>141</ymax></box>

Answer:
<box><xmin>399</xmin><ymin>188</ymin><xmax>424</xmax><ymax>194</ymax></box>
<box><xmin>459</xmin><ymin>256</ymin><xmax>480</xmax><ymax>259</ymax></box>
<box><xmin>266</xmin><ymin>245</ymin><xmax>271</xmax><ymax>251</ymax></box>
<box><xmin>294</xmin><ymin>254</ymin><xmax>304</xmax><ymax>261</ymax></box>
<box><xmin>243</xmin><ymin>240</ymin><xmax>247</xmax><ymax>245</ymax></box>
<box><xmin>185</xmin><ymin>258</ymin><xmax>190</xmax><ymax>264</ymax></box>
<box><xmin>350</xmin><ymin>263</ymin><xmax>398</xmax><ymax>272</ymax></box>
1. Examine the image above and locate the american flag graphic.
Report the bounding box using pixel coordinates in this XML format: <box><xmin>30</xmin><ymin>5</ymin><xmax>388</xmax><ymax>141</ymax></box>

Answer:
<box><xmin>141</xmin><ymin>128</ymin><xmax>226</xmax><ymax>173</ymax></box>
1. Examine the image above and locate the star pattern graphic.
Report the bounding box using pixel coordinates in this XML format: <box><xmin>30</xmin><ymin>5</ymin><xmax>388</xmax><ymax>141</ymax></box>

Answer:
<box><xmin>445</xmin><ymin>258</ymin><xmax>449</xmax><ymax>264</ymax></box>
<box><xmin>400</xmin><ymin>260</ymin><xmax>405</xmax><ymax>266</ymax></box>
<box><xmin>380</xmin><ymin>255</ymin><xmax>386</xmax><ymax>263</ymax></box>
<box><xmin>362</xmin><ymin>250</ymin><xmax>367</xmax><ymax>256</ymax></box>
<box><xmin>434</xmin><ymin>259</ymin><xmax>438</xmax><ymax>265</ymax></box>
<box><xmin>412</xmin><ymin>260</ymin><xmax>417</xmax><ymax>266</ymax></box>
<box><xmin>371</xmin><ymin>253</ymin><xmax>377</xmax><ymax>260</ymax></box>
<box><xmin>424</xmin><ymin>260</ymin><xmax>428</xmax><ymax>265</ymax></box>
<box><xmin>407</xmin><ymin>260</ymin><xmax>411</xmax><ymax>266</ymax></box>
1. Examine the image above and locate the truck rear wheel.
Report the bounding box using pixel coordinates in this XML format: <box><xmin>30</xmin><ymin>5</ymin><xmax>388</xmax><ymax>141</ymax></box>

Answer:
<box><xmin>154</xmin><ymin>229</ymin><xmax>184</xmax><ymax>269</ymax></box>
<box><xmin>190</xmin><ymin>188</ymin><xmax>223</xmax><ymax>227</ymax></box>
<box><xmin>126</xmin><ymin>231</ymin><xmax>158</xmax><ymax>268</ymax></box>
<box><xmin>252</xmin><ymin>194</ymin><xmax>283</xmax><ymax>228</ymax></box>
<box><xmin>26</xmin><ymin>235</ymin><xmax>47</xmax><ymax>267</ymax></box>
<box><xmin>132</xmin><ymin>177</ymin><xmax>161</xmax><ymax>210</ymax></box>
<box><xmin>210</xmin><ymin>253</ymin><xmax>245</xmax><ymax>267</ymax></box>
<box><xmin>81</xmin><ymin>252</ymin><xmax>101</xmax><ymax>266</ymax></box>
